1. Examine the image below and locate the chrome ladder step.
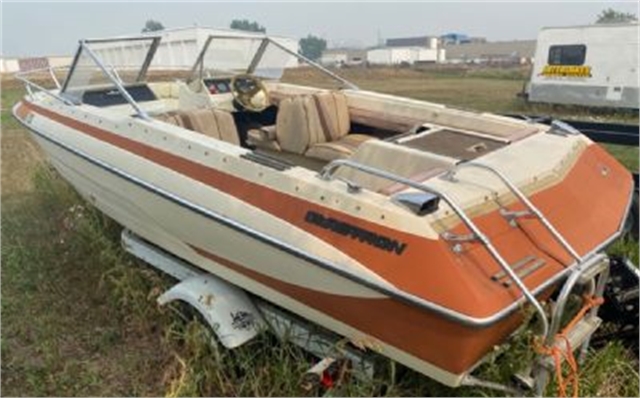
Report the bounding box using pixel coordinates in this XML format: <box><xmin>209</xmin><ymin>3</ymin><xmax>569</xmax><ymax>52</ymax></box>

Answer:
<box><xmin>491</xmin><ymin>255</ymin><xmax>547</xmax><ymax>287</ymax></box>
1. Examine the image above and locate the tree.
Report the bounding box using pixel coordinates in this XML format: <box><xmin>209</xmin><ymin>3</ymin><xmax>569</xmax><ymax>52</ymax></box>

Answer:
<box><xmin>299</xmin><ymin>35</ymin><xmax>327</xmax><ymax>61</ymax></box>
<box><xmin>142</xmin><ymin>19</ymin><xmax>165</xmax><ymax>33</ymax></box>
<box><xmin>230</xmin><ymin>19</ymin><xmax>266</xmax><ymax>33</ymax></box>
<box><xmin>596</xmin><ymin>8</ymin><xmax>637</xmax><ymax>24</ymax></box>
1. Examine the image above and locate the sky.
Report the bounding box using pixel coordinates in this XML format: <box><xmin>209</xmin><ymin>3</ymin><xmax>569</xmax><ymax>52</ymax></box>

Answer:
<box><xmin>1</xmin><ymin>1</ymin><xmax>638</xmax><ymax>57</ymax></box>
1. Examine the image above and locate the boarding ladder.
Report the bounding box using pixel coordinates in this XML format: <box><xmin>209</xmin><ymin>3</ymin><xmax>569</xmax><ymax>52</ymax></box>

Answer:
<box><xmin>319</xmin><ymin>159</ymin><xmax>610</xmax><ymax>395</ymax></box>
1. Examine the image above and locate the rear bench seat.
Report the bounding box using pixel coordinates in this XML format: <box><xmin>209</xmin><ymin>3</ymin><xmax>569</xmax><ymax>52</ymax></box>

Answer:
<box><xmin>156</xmin><ymin>108</ymin><xmax>240</xmax><ymax>146</ymax></box>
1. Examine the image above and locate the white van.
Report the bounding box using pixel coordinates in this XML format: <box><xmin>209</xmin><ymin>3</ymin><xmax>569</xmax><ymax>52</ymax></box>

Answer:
<box><xmin>527</xmin><ymin>23</ymin><xmax>639</xmax><ymax>109</ymax></box>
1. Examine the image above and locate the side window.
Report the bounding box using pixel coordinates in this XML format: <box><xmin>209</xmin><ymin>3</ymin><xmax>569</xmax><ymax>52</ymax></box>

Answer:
<box><xmin>548</xmin><ymin>45</ymin><xmax>587</xmax><ymax>65</ymax></box>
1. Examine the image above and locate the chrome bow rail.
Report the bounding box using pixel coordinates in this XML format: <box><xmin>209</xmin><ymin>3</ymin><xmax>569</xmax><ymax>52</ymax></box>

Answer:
<box><xmin>15</xmin><ymin>66</ymin><xmax>74</xmax><ymax>105</ymax></box>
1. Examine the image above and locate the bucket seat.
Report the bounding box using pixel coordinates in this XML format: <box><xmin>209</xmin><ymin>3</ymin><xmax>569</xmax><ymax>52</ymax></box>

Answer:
<box><xmin>248</xmin><ymin>91</ymin><xmax>374</xmax><ymax>161</ymax></box>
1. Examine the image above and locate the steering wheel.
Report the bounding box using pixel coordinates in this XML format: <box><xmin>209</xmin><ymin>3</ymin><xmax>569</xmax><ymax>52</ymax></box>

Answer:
<box><xmin>230</xmin><ymin>74</ymin><xmax>269</xmax><ymax>112</ymax></box>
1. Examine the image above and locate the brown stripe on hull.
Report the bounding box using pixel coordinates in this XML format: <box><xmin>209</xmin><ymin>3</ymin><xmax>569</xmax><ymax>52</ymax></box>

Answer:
<box><xmin>191</xmin><ymin>244</ymin><xmax>528</xmax><ymax>374</ymax></box>
<box><xmin>14</xmin><ymin>102</ymin><xmax>31</xmax><ymax>119</ymax></box>
<box><xmin>20</xmin><ymin>101</ymin><xmax>632</xmax><ymax>320</ymax></box>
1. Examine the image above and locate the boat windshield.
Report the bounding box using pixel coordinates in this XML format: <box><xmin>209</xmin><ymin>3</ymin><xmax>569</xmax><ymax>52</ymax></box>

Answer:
<box><xmin>61</xmin><ymin>36</ymin><xmax>160</xmax><ymax>103</ymax></box>
<box><xmin>191</xmin><ymin>35</ymin><xmax>357</xmax><ymax>89</ymax></box>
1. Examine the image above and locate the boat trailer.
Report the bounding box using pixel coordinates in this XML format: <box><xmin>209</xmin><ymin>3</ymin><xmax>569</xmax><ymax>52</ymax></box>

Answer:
<box><xmin>119</xmin><ymin>228</ymin><xmax>636</xmax><ymax>396</ymax></box>
<box><xmin>121</xmin><ymin>229</ymin><xmax>375</xmax><ymax>392</ymax></box>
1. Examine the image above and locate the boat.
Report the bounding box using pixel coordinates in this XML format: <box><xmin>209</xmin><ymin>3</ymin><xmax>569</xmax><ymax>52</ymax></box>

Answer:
<box><xmin>12</xmin><ymin>33</ymin><xmax>635</xmax><ymax>394</ymax></box>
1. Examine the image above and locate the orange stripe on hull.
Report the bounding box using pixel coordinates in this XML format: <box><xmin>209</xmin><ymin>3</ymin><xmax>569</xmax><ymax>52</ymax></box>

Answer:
<box><xmin>14</xmin><ymin>103</ymin><xmax>31</xmax><ymax>119</ymax></box>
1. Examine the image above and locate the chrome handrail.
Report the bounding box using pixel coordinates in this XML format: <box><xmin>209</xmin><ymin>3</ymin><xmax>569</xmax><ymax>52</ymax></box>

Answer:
<box><xmin>319</xmin><ymin>158</ymin><xmax>550</xmax><ymax>337</ymax></box>
<box><xmin>446</xmin><ymin>162</ymin><xmax>583</xmax><ymax>264</ymax></box>
<box><xmin>15</xmin><ymin>66</ymin><xmax>74</xmax><ymax>105</ymax></box>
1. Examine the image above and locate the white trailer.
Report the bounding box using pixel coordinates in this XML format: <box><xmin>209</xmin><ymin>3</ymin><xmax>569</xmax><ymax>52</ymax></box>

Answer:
<box><xmin>367</xmin><ymin>47</ymin><xmax>445</xmax><ymax>65</ymax></box>
<box><xmin>526</xmin><ymin>23</ymin><xmax>639</xmax><ymax>109</ymax></box>
<box><xmin>367</xmin><ymin>47</ymin><xmax>416</xmax><ymax>65</ymax></box>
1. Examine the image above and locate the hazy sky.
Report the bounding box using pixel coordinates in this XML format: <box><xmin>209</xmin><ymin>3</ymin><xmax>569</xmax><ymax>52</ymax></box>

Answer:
<box><xmin>1</xmin><ymin>1</ymin><xmax>638</xmax><ymax>57</ymax></box>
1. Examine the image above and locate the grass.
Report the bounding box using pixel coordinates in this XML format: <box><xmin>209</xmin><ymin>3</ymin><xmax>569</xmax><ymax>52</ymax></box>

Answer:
<box><xmin>602</xmin><ymin>144</ymin><xmax>639</xmax><ymax>172</ymax></box>
<box><xmin>1</xmin><ymin>168</ymin><xmax>173</xmax><ymax>396</ymax></box>
<box><xmin>1</xmin><ymin>69</ymin><xmax>639</xmax><ymax>397</ymax></box>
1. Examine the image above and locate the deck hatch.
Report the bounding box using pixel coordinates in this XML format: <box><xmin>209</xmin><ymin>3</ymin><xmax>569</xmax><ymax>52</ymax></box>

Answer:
<box><xmin>400</xmin><ymin>129</ymin><xmax>506</xmax><ymax>161</ymax></box>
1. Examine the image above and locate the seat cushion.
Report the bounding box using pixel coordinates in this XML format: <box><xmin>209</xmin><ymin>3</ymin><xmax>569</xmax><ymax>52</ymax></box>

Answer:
<box><xmin>167</xmin><ymin>109</ymin><xmax>240</xmax><ymax>145</ymax></box>
<box><xmin>334</xmin><ymin>140</ymin><xmax>457</xmax><ymax>193</ymax></box>
<box><xmin>156</xmin><ymin>112</ymin><xmax>185</xmax><ymax>127</ymax></box>
<box><xmin>305</xmin><ymin>134</ymin><xmax>374</xmax><ymax>162</ymax></box>
<box><xmin>247</xmin><ymin>126</ymin><xmax>281</xmax><ymax>150</ymax></box>
<box><xmin>313</xmin><ymin>91</ymin><xmax>351</xmax><ymax>141</ymax></box>
<box><xmin>276</xmin><ymin>96</ymin><xmax>323</xmax><ymax>154</ymax></box>
<box><xmin>183</xmin><ymin>108</ymin><xmax>220</xmax><ymax>138</ymax></box>
<box><xmin>212</xmin><ymin>109</ymin><xmax>240</xmax><ymax>146</ymax></box>
<box><xmin>376</xmin><ymin>167</ymin><xmax>447</xmax><ymax>196</ymax></box>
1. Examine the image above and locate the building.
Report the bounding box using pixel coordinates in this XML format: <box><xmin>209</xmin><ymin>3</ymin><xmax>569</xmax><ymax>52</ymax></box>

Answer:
<box><xmin>367</xmin><ymin>46</ymin><xmax>445</xmax><ymax>65</ymax></box>
<box><xmin>386</xmin><ymin>35</ymin><xmax>440</xmax><ymax>49</ymax></box>
<box><xmin>367</xmin><ymin>33</ymin><xmax>447</xmax><ymax>65</ymax></box>
<box><xmin>440</xmin><ymin>33</ymin><xmax>486</xmax><ymax>45</ymax></box>
<box><xmin>319</xmin><ymin>48</ymin><xmax>367</xmax><ymax>66</ymax></box>
<box><xmin>0</xmin><ymin>55</ymin><xmax>72</xmax><ymax>74</ymax></box>
<box><xmin>444</xmin><ymin>40</ymin><xmax>536</xmax><ymax>64</ymax></box>
<box><xmin>91</xmin><ymin>26</ymin><xmax>299</xmax><ymax>70</ymax></box>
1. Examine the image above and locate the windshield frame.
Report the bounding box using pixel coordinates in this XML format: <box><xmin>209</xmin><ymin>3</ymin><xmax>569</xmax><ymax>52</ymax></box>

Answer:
<box><xmin>60</xmin><ymin>35</ymin><xmax>162</xmax><ymax>94</ymax></box>
<box><xmin>59</xmin><ymin>35</ymin><xmax>161</xmax><ymax>120</ymax></box>
<box><xmin>189</xmin><ymin>34</ymin><xmax>358</xmax><ymax>90</ymax></box>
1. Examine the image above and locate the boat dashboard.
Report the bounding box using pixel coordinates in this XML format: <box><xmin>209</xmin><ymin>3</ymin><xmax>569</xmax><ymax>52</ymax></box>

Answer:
<box><xmin>66</xmin><ymin>83</ymin><xmax>159</xmax><ymax>108</ymax></box>
<box><xmin>203</xmin><ymin>78</ymin><xmax>232</xmax><ymax>95</ymax></box>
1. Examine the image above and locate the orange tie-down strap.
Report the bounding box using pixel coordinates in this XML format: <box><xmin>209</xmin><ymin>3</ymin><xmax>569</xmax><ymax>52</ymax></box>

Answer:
<box><xmin>534</xmin><ymin>295</ymin><xmax>605</xmax><ymax>398</ymax></box>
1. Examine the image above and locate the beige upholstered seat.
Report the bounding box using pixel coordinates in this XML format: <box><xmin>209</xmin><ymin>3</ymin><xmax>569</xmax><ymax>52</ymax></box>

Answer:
<box><xmin>155</xmin><ymin>111</ymin><xmax>185</xmax><ymax>127</ymax></box>
<box><xmin>334</xmin><ymin>139</ymin><xmax>457</xmax><ymax>194</ymax></box>
<box><xmin>157</xmin><ymin>109</ymin><xmax>240</xmax><ymax>146</ymax></box>
<box><xmin>304</xmin><ymin>134</ymin><xmax>372</xmax><ymax>161</ymax></box>
<box><xmin>247</xmin><ymin>95</ymin><xmax>321</xmax><ymax>152</ymax></box>
<box><xmin>248</xmin><ymin>91</ymin><xmax>375</xmax><ymax>162</ymax></box>
<box><xmin>304</xmin><ymin>91</ymin><xmax>374</xmax><ymax>161</ymax></box>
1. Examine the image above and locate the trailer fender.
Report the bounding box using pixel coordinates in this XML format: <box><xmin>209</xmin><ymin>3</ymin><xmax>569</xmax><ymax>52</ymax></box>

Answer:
<box><xmin>157</xmin><ymin>274</ymin><xmax>265</xmax><ymax>348</ymax></box>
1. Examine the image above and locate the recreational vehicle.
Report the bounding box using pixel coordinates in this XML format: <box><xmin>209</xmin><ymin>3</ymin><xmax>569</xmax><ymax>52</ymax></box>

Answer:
<box><xmin>527</xmin><ymin>23</ymin><xmax>639</xmax><ymax>109</ymax></box>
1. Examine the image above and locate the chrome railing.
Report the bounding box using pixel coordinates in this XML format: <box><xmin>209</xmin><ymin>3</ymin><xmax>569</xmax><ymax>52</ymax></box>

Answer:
<box><xmin>15</xmin><ymin>66</ymin><xmax>74</xmax><ymax>105</ymax></box>
<box><xmin>444</xmin><ymin>162</ymin><xmax>583</xmax><ymax>264</ymax></box>
<box><xmin>320</xmin><ymin>158</ymin><xmax>613</xmax><ymax>395</ymax></box>
<box><xmin>319</xmin><ymin>158</ymin><xmax>550</xmax><ymax>337</ymax></box>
